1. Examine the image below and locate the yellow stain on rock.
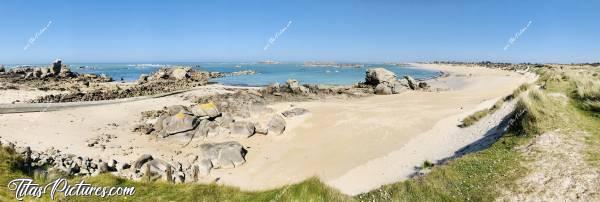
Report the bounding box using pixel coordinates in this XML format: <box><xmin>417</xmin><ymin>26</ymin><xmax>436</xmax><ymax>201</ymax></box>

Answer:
<box><xmin>175</xmin><ymin>111</ymin><xmax>186</xmax><ymax>119</ymax></box>
<box><xmin>199</xmin><ymin>102</ymin><xmax>216</xmax><ymax>110</ymax></box>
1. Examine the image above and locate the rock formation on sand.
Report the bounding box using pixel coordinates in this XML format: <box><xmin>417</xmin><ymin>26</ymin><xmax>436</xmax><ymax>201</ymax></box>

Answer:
<box><xmin>126</xmin><ymin>87</ymin><xmax>322</xmax><ymax>180</ymax></box>
<box><xmin>134</xmin><ymin>93</ymin><xmax>294</xmax><ymax>141</ymax></box>
<box><xmin>364</xmin><ymin>68</ymin><xmax>429</xmax><ymax>94</ymax></box>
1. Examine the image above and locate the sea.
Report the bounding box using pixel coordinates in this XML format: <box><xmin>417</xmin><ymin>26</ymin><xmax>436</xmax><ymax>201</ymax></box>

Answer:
<box><xmin>8</xmin><ymin>62</ymin><xmax>441</xmax><ymax>86</ymax></box>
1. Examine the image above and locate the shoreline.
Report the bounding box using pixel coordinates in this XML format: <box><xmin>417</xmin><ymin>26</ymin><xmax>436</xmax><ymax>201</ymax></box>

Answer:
<box><xmin>0</xmin><ymin>63</ymin><xmax>536</xmax><ymax>196</ymax></box>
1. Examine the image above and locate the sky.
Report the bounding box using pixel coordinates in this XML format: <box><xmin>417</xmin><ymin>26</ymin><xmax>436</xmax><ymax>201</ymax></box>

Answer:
<box><xmin>0</xmin><ymin>0</ymin><xmax>598</xmax><ymax>64</ymax></box>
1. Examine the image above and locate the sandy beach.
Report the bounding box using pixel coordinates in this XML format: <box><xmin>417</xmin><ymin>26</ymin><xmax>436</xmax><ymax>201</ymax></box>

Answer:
<box><xmin>0</xmin><ymin>64</ymin><xmax>536</xmax><ymax>195</ymax></box>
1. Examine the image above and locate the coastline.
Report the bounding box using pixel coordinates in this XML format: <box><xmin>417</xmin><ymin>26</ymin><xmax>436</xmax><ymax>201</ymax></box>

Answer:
<box><xmin>0</xmin><ymin>63</ymin><xmax>536</xmax><ymax>196</ymax></box>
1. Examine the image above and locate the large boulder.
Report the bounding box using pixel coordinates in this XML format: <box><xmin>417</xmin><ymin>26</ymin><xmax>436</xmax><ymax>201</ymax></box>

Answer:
<box><xmin>161</xmin><ymin>111</ymin><xmax>199</xmax><ymax>136</ymax></box>
<box><xmin>230</xmin><ymin>121</ymin><xmax>255</xmax><ymax>138</ymax></box>
<box><xmin>133</xmin><ymin>154</ymin><xmax>154</xmax><ymax>169</ymax></box>
<box><xmin>267</xmin><ymin>115</ymin><xmax>286</xmax><ymax>135</ymax></box>
<box><xmin>404</xmin><ymin>75</ymin><xmax>418</xmax><ymax>90</ymax></box>
<box><xmin>199</xmin><ymin>141</ymin><xmax>246</xmax><ymax>169</ymax></box>
<box><xmin>391</xmin><ymin>81</ymin><xmax>408</xmax><ymax>94</ymax></box>
<box><xmin>374</xmin><ymin>83</ymin><xmax>393</xmax><ymax>95</ymax></box>
<box><xmin>50</xmin><ymin>59</ymin><xmax>62</xmax><ymax>74</ymax></box>
<box><xmin>285</xmin><ymin>79</ymin><xmax>310</xmax><ymax>94</ymax></box>
<box><xmin>191</xmin><ymin>102</ymin><xmax>221</xmax><ymax>118</ymax></box>
<box><xmin>366</xmin><ymin>68</ymin><xmax>397</xmax><ymax>85</ymax></box>
<box><xmin>171</xmin><ymin>68</ymin><xmax>190</xmax><ymax>80</ymax></box>
<box><xmin>0</xmin><ymin>65</ymin><xmax>5</xmax><ymax>73</ymax></box>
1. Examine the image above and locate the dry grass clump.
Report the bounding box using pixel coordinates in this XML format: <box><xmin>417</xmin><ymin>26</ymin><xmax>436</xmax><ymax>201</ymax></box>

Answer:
<box><xmin>514</xmin><ymin>88</ymin><xmax>558</xmax><ymax>135</ymax></box>
<box><xmin>567</xmin><ymin>72</ymin><xmax>600</xmax><ymax>113</ymax></box>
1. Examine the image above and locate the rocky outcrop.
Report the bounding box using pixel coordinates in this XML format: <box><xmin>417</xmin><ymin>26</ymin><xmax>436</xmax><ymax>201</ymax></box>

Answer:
<box><xmin>261</xmin><ymin>80</ymin><xmax>374</xmax><ymax>102</ymax></box>
<box><xmin>27</xmin><ymin>67</ymin><xmax>211</xmax><ymax>103</ymax></box>
<box><xmin>284</xmin><ymin>79</ymin><xmax>310</xmax><ymax>94</ymax></box>
<box><xmin>2</xmin><ymin>143</ymin><xmax>130</xmax><ymax>179</ymax></box>
<box><xmin>0</xmin><ymin>139</ymin><xmax>233</xmax><ymax>183</ymax></box>
<box><xmin>364</xmin><ymin>68</ymin><xmax>428</xmax><ymax>95</ymax></box>
<box><xmin>51</xmin><ymin>59</ymin><xmax>62</xmax><ymax>74</ymax></box>
<box><xmin>137</xmin><ymin>100</ymin><xmax>269</xmax><ymax>141</ymax></box>
<box><xmin>0</xmin><ymin>60</ymin><xmax>116</xmax><ymax>97</ymax></box>
<box><xmin>365</xmin><ymin>68</ymin><xmax>397</xmax><ymax>86</ymax></box>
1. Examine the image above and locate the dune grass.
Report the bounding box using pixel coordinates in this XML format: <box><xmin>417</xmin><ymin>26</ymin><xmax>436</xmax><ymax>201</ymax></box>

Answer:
<box><xmin>570</xmin><ymin>72</ymin><xmax>600</xmax><ymax>113</ymax></box>
<box><xmin>1</xmin><ymin>67</ymin><xmax>598</xmax><ymax>201</ymax></box>
<box><xmin>458</xmin><ymin>99</ymin><xmax>503</xmax><ymax>128</ymax></box>
<box><xmin>458</xmin><ymin>83</ymin><xmax>531</xmax><ymax>128</ymax></box>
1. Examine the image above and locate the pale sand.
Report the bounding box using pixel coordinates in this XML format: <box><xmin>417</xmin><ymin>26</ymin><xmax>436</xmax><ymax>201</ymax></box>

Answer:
<box><xmin>0</xmin><ymin>89</ymin><xmax>65</xmax><ymax>104</ymax></box>
<box><xmin>0</xmin><ymin>64</ymin><xmax>536</xmax><ymax>195</ymax></box>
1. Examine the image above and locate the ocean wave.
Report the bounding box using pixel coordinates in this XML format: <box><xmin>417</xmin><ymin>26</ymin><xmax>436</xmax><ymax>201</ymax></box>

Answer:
<box><xmin>126</xmin><ymin>64</ymin><xmax>166</xmax><ymax>67</ymax></box>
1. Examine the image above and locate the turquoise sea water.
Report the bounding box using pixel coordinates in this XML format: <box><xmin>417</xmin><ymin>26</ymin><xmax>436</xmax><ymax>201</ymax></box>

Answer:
<box><xmin>11</xmin><ymin>63</ymin><xmax>441</xmax><ymax>86</ymax></box>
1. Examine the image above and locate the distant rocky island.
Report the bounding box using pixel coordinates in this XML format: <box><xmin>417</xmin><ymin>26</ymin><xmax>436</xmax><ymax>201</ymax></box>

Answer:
<box><xmin>257</xmin><ymin>60</ymin><xmax>281</xmax><ymax>64</ymax></box>
<box><xmin>303</xmin><ymin>61</ymin><xmax>364</xmax><ymax>68</ymax></box>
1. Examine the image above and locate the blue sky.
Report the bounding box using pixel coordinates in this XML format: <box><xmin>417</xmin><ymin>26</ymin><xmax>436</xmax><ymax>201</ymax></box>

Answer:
<box><xmin>0</xmin><ymin>0</ymin><xmax>598</xmax><ymax>64</ymax></box>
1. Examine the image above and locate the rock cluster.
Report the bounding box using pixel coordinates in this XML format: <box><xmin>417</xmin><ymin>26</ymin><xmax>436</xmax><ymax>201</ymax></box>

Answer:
<box><xmin>3</xmin><ymin>142</ymin><xmax>131</xmax><ymax>179</ymax></box>
<box><xmin>136</xmin><ymin>67</ymin><xmax>209</xmax><ymax>84</ymax></box>
<box><xmin>28</xmin><ymin>67</ymin><xmax>211</xmax><ymax>103</ymax></box>
<box><xmin>133</xmin><ymin>100</ymin><xmax>288</xmax><ymax>141</ymax></box>
<box><xmin>1</xmin><ymin>138</ymin><xmax>249</xmax><ymax>183</ymax></box>
<box><xmin>0</xmin><ymin>60</ymin><xmax>114</xmax><ymax>93</ymax></box>
<box><xmin>364</xmin><ymin>68</ymin><xmax>429</xmax><ymax>95</ymax></box>
<box><xmin>2</xmin><ymin>59</ymin><xmax>111</xmax><ymax>82</ymax></box>
<box><xmin>262</xmin><ymin>79</ymin><xmax>374</xmax><ymax>102</ymax></box>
